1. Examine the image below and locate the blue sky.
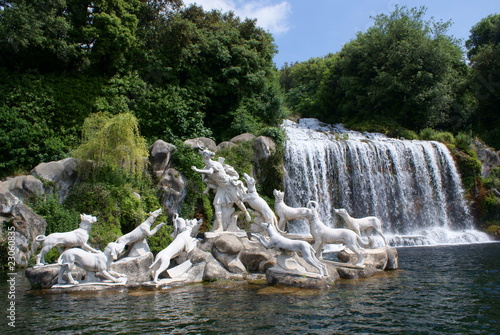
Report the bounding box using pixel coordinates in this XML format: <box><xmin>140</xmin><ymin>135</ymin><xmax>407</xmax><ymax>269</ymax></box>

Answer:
<box><xmin>187</xmin><ymin>0</ymin><xmax>499</xmax><ymax>68</ymax></box>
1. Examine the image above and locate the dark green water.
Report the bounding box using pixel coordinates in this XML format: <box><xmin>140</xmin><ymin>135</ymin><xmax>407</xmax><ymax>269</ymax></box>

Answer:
<box><xmin>1</xmin><ymin>243</ymin><xmax>499</xmax><ymax>334</ymax></box>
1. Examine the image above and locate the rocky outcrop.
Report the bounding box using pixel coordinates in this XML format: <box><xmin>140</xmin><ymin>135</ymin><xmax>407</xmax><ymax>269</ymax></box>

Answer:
<box><xmin>30</xmin><ymin>158</ymin><xmax>79</xmax><ymax>203</ymax></box>
<box><xmin>230</xmin><ymin>133</ymin><xmax>256</xmax><ymax>143</ymax></box>
<box><xmin>2</xmin><ymin>204</ymin><xmax>47</xmax><ymax>267</ymax></box>
<box><xmin>1</xmin><ymin>175</ymin><xmax>44</xmax><ymax>206</ymax></box>
<box><xmin>472</xmin><ymin>139</ymin><xmax>500</xmax><ymax>177</ymax></box>
<box><xmin>149</xmin><ymin>140</ymin><xmax>185</xmax><ymax>216</ymax></box>
<box><xmin>184</xmin><ymin>137</ymin><xmax>217</xmax><ymax>152</ymax></box>
<box><xmin>253</xmin><ymin>136</ymin><xmax>276</xmax><ymax>162</ymax></box>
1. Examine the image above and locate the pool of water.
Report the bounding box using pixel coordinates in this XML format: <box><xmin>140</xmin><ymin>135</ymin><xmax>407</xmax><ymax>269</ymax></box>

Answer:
<box><xmin>2</xmin><ymin>243</ymin><xmax>499</xmax><ymax>334</ymax></box>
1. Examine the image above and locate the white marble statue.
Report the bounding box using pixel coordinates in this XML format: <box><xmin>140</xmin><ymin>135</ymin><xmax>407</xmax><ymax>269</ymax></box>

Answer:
<box><xmin>115</xmin><ymin>208</ymin><xmax>166</xmax><ymax>257</ymax></box>
<box><xmin>35</xmin><ymin>214</ymin><xmax>99</xmax><ymax>266</ymax></box>
<box><xmin>57</xmin><ymin>242</ymin><xmax>126</xmax><ymax>285</ymax></box>
<box><xmin>334</xmin><ymin>208</ymin><xmax>387</xmax><ymax>248</ymax></box>
<box><xmin>252</xmin><ymin>222</ymin><xmax>328</xmax><ymax>277</ymax></box>
<box><xmin>191</xmin><ymin>147</ymin><xmax>251</xmax><ymax>232</ymax></box>
<box><xmin>242</xmin><ymin>173</ymin><xmax>281</xmax><ymax>233</ymax></box>
<box><xmin>306</xmin><ymin>202</ymin><xmax>368</xmax><ymax>266</ymax></box>
<box><xmin>150</xmin><ymin>217</ymin><xmax>201</xmax><ymax>282</ymax></box>
<box><xmin>273</xmin><ymin>189</ymin><xmax>310</xmax><ymax>232</ymax></box>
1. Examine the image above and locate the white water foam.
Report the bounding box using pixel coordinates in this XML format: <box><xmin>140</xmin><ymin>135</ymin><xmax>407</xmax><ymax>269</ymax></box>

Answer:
<box><xmin>282</xmin><ymin>118</ymin><xmax>491</xmax><ymax>246</ymax></box>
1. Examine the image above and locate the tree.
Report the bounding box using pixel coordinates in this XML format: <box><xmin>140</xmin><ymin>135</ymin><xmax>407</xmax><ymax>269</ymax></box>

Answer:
<box><xmin>279</xmin><ymin>55</ymin><xmax>337</xmax><ymax>118</ymax></box>
<box><xmin>466</xmin><ymin>14</ymin><xmax>500</xmax><ymax>149</ymax></box>
<box><xmin>317</xmin><ymin>6</ymin><xmax>470</xmax><ymax>132</ymax></box>
<box><xmin>72</xmin><ymin>112</ymin><xmax>148</xmax><ymax>179</ymax></box>
<box><xmin>146</xmin><ymin>5</ymin><xmax>285</xmax><ymax>141</ymax></box>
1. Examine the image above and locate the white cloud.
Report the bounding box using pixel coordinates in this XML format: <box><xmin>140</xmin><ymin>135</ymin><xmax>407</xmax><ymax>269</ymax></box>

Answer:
<box><xmin>188</xmin><ymin>0</ymin><xmax>291</xmax><ymax>35</ymax></box>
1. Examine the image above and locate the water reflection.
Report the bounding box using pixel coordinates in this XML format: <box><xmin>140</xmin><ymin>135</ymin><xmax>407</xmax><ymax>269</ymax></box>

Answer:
<box><xmin>1</xmin><ymin>243</ymin><xmax>499</xmax><ymax>334</ymax></box>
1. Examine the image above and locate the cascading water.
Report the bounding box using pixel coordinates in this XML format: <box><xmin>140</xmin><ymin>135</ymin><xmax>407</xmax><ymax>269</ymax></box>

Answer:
<box><xmin>283</xmin><ymin>118</ymin><xmax>491</xmax><ymax>246</ymax></box>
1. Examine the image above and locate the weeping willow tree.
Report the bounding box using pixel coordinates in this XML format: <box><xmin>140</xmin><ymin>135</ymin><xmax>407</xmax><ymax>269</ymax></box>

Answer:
<box><xmin>72</xmin><ymin>112</ymin><xmax>148</xmax><ymax>180</ymax></box>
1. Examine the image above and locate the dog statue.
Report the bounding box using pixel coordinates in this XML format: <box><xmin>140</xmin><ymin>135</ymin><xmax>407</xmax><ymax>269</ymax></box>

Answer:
<box><xmin>242</xmin><ymin>173</ymin><xmax>281</xmax><ymax>233</ymax></box>
<box><xmin>273</xmin><ymin>189</ymin><xmax>310</xmax><ymax>232</ymax></box>
<box><xmin>150</xmin><ymin>217</ymin><xmax>201</xmax><ymax>282</ymax></box>
<box><xmin>57</xmin><ymin>242</ymin><xmax>126</xmax><ymax>285</ymax></box>
<box><xmin>334</xmin><ymin>208</ymin><xmax>387</xmax><ymax>248</ymax></box>
<box><xmin>35</xmin><ymin>214</ymin><xmax>99</xmax><ymax>266</ymax></box>
<box><xmin>252</xmin><ymin>222</ymin><xmax>328</xmax><ymax>277</ymax></box>
<box><xmin>115</xmin><ymin>208</ymin><xmax>166</xmax><ymax>257</ymax></box>
<box><xmin>306</xmin><ymin>202</ymin><xmax>369</xmax><ymax>266</ymax></box>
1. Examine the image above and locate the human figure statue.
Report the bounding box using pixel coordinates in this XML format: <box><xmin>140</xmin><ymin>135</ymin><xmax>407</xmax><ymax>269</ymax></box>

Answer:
<box><xmin>115</xmin><ymin>208</ymin><xmax>166</xmax><ymax>257</ymax></box>
<box><xmin>35</xmin><ymin>214</ymin><xmax>99</xmax><ymax>267</ymax></box>
<box><xmin>191</xmin><ymin>147</ymin><xmax>251</xmax><ymax>232</ymax></box>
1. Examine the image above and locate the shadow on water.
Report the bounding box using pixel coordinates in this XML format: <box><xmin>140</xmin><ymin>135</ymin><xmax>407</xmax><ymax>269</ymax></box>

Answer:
<box><xmin>1</xmin><ymin>243</ymin><xmax>499</xmax><ymax>334</ymax></box>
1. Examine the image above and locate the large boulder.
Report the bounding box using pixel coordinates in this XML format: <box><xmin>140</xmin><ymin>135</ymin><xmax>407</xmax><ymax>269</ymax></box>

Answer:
<box><xmin>0</xmin><ymin>183</ymin><xmax>21</xmax><ymax>214</ymax></box>
<box><xmin>111</xmin><ymin>253</ymin><xmax>154</xmax><ymax>285</ymax></box>
<box><xmin>149</xmin><ymin>140</ymin><xmax>176</xmax><ymax>178</ymax></box>
<box><xmin>184</xmin><ymin>137</ymin><xmax>217</xmax><ymax>152</ymax></box>
<box><xmin>1</xmin><ymin>175</ymin><xmax>44</xmax><ymax>203</ymax></box>
<box><xmin>149</xmin><ymin>140</ymin><xmax>186</xmax><ymax>216</ymax></box>
<box><xmin>336</xmin><ymin>247</ymin><xmax>399</xmax><ymax>271</ymax></box>
<box><xmin>230</xmin><ymin>133</ymin><xmax>256</xmax><ymax>144</ymax></box>
<box><xmin>30</xmin><ymin>158</ymin><xmax>79</xmax><ymax>203</ymax></box>
<box><xmin>253</xmin><ymin>136</ymin><xmax>276</xmax><ymax>162</ymax></box>
<box><xmin>25</xmin><ymin>252</ymin><xmax>155</xmax><ymax>289</ymax></box>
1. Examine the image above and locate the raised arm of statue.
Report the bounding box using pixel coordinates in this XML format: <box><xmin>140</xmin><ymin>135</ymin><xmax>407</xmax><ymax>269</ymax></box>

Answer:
<box><xmin>191</xmin><ymin>165</ymin><xmax>215</xmax><ymax>175</ymax></box>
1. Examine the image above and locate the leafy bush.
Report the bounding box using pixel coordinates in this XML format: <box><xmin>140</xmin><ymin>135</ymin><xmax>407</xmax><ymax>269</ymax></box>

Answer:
<box><xmin>455</xmin><ymin>132</ymin><xmax>473</xmax><ymax>151</ymax></box>
<box><xmin>29</xmin><ymin>195</ymin><xmax>80</xmax><ymax>235</ymax></box>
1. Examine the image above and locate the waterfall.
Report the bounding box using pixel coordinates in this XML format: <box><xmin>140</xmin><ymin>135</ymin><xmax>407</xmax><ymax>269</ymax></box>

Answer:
<box><xmin>282</xmin><ymin>118</ymin><xmax>491</xmax><ymax>246</ymax></box>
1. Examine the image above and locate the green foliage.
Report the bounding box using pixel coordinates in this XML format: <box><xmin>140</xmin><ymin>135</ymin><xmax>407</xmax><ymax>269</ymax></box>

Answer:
<box><xmin>279</xmin><ymin>55</ymin><xmax>338</xmax><ymax>118</ymax></box>
<box><xmin>147</xmin><ymin>223</ymin><xmax>173</xmax><ymax>254</ymax></box>
<box><xmin>63</xmin><ymin>182</ymin><xmax>122</xmax><ymax>248</ymax></box>
<box><xmin>466</xmin><ymin>14</ymin><xmax>500</xmax><ymax>149</ymax></box>
<box><xmin>72</xmin><ymin>112</ymin><xmax>148</xmax><ymax>180</ymax></box>
<box><xmin>217</xmin><ymin>141</ymin><xmax>254</xmax><ymax>177</ymax></box>
<box><xmin>0</xmin><ymin>70</ymin><xmax>105</xmax><ymax>178</ymax></box>
<box><xmin>28</xmin><ymin>195</ymin><xmax>80</xmax><ymax>235</ymax></box>
<box><xmin>147</xmin><ymin>5</ymin><xmax>285</xmax><ymax>141</ymax></box>
<box><xmin>281</xmin><ymin>6</ymin><xmax>473</xmax><ymax>134</ymax></box>
<box><xmin>172</xmin><ymin>143</ymin><xmax>213</xmax><ymax>227</ymax></box>
<box><xmin>1</xmin><ymin>1</ymin><xmax>284</xmax><ymax>177</ymax></box>
<box><xmin>455</xmin><ymin>132</ymin><xmax>473</xmax><ymax>151</ymax></box>
<box><xmin>454</xmin><ymin>150</ymin><xmax>482</xmax><ymax>190</ymax></box>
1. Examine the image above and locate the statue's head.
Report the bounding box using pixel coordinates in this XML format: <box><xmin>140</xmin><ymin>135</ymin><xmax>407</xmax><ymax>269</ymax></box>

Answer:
<box><xmin>243</xmin><ymin>173</ymin><xmax>255</xmax><ymax>184</ymax></box>
<box><xmin>149</xmin><ymin>208</ymin><xmax>162</xmax><ymax>218</ymax></box>
<box><xmin>260</xmin><ymin>222</ymin><xmax>274</xmax><ymax>233</ymax></box>
<box><xmin>199</xmin><ymin>148</ymin><xmax>215</xmax><ymax>159</ymax></box>
<box><xmin>334</xmin><ymin>208</ymin><xmax>348</xmax><ymax>216</ymax></box>
<box><xmin>273</xmin><ymin>189</ymin><xmax>284</xmax><ymax>200</ymax></box>
<box><xmin>105</xmin><ymin>242</ymin><xmax>122</xmax><ymax>260</ymax></box>
<box><xmin>79</xmin><ymin>214</ymin><xmax>97</xmax><ymax>229</ymax></box>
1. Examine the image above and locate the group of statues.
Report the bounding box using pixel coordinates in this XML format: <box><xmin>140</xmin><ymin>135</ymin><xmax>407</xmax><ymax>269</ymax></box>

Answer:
<box><xmin>34</xmin><ymin>147</ymin><xmax>387</xmax><ymax>285</ymax></box>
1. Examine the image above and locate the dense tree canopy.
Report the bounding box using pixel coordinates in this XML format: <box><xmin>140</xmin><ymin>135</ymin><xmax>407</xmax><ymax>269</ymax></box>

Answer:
<box><xmin>0</xmin><ymin>1</ymin><xmax>284</xmax><ymax>177</ymax></box>
<box><xmin>466</xmin><ymin>14</ymin><xmax>500</xmax><ymax>149</ymax></box>
<box><xmin>320</xmin><ymin>6</ymin><xmax>470</xmax><ymax>131</ymax></box>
